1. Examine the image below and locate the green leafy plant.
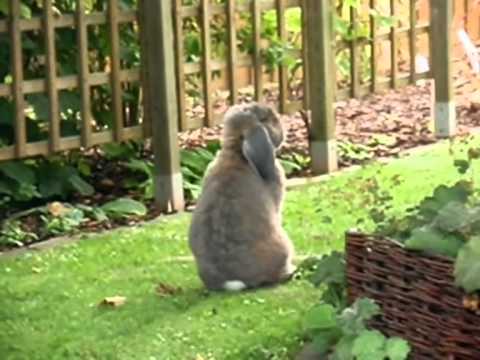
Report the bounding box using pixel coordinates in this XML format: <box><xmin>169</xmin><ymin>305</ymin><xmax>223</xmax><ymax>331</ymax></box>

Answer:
<box><xmin>0</xmin><ymin>220</ymin><xmax>38</xmax><ymax>247</ymax></box>
<box><xmin>180</xmin><ymin>141</ymin><xmax>220</xmax><ymax>200</ymax></box>
<box><xmin>374</xmin><ymin>146</ymin><xmax>480</xmax><ymax>293</ymax></box>
<box><xmin>300</xmin><ymin>251</ymin><xmax>347</xmax><ymax>309</ymax></box>
<box><xmin>0</xmin><ymin>158</ymin><xmax>94</xmax><ymax>209</ymax></box>
<box><xmin>123</xmin><ymin>158</ymin><xmax>155</xmax><ymax>200</ymax></box>
<box><xmin>41</xmin><ymin>206</ymin><xmax>86</xmax><ymax>237</ymax></box>
<box><xmin>304</xmin><ymin>298</ymin><xmax>411</xmax><ymax>360</ymax></box>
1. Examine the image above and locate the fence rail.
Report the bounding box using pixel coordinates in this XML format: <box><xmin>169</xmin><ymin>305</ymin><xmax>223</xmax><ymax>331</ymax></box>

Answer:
<box><xmin>0</xmin><ymin>0</ymin><xmax>458</xmax><ymax>210</ymax></box>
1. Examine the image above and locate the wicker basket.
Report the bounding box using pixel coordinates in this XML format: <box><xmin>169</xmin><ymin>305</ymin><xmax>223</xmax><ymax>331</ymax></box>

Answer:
<box><xmin>345</xmin><ymin>231</ymin><xmax>480</xmax><ymax>360</ymax></box>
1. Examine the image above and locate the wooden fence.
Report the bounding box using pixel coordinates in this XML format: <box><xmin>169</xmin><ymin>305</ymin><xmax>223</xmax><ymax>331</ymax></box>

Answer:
<box><xmin>0</xmin><ymin>0</ymin><xmax>457</xmax><ymax>211</ymax></box>
<box><xmin>0</xmin><ymin>0</ymin><xmax>144</xmax><ymax>162</ymax></box>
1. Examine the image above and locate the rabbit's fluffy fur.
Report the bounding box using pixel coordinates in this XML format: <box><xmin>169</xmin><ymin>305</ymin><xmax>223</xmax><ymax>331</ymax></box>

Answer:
<box><xmin>188</xmin><ymin>102</ymin><xmax>295</xmax><ymax>291</ymax></box>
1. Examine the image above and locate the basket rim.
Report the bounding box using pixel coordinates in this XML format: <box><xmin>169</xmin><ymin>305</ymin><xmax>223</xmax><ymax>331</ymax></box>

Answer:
<box><xmin>345</xmin><ymin>229</ymin><xmax>455</xmax><ymax>263</ymax></box>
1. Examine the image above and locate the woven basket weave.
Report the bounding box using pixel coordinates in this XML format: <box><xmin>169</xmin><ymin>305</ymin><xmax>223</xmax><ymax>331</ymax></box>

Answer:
<box><xmin>345</xmin><ymin>231</ymin><xmax>480</xmax><ymax>360</ymax></box>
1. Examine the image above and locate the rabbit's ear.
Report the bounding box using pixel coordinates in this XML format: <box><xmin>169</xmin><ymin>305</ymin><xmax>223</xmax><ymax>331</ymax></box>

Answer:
<box><xmin>242</xmin><ymin>125</ymin><xmax>276</xmax><ymax>181</ymax></box>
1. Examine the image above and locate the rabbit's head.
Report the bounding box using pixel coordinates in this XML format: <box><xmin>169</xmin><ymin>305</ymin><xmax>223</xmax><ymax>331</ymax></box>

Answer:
<box><xmin>221</xmin><ymin>103</ymin><xmax>284</xmax><ymax>181</ymax></box>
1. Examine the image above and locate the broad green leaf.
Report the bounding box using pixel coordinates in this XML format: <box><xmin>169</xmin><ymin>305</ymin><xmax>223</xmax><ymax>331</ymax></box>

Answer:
<box><xmin>20</xmin><ymin>4</ymin><xmax>31</xmax><ymax>18</ymax></box>
<box><xmin>339</xmin><ymin>298</ymin><xmax>380</xmax><ymax>335</ymax></box>
<box><xmin>0</xmin><ymin>0</ymin><xmax>7</xmax><ymax>14</ymax></box>
<box><xmin>0</xmin><ymin>179</ymin><xmax>12</xmax><ymax>195</ymax></box>
<box><xmin>308</xmin><ymin>251</ymin><xmax>346</xmax><ymax>287</ymax></box>
<box><xmin>125</xmin><ymin>159</ymin><xmax>153</xmax><ymax>176</ymax></box>
<box><xmin>453</xmin><ymin>159</ymin><xmax>470</xmax><ymax>174</ymax></box>
<box><xmin>0</xmin><ymin>161</ymin><xmax>35</xmax><ymax>185</ymax></box>
<box><xmin>434</xmin><ymin>201</ymin><xmax>470</xmax><ymax>233</ymax></box>
<box><xmin>454</xmin><ymin>237</ymin><xmax>480</xmax><ymax>293</ymax></box>
<box><xmin>0</xmin><ymin>98</ymin><xmax>13</xmax><ymax>125</ymax></box>
<box><xmin>304</xmin><ymin>304</ymin><xmax>338</xmax><ymax>331</ymax></box>
<box><xmin>37</xmin><ymin>163</ymin><xmax>76</xmax><ymax>198</ymax></box>
<box><xmin>0</xmin><ymin>2</ymin><xmax>31</xmax><ymax>18</ymax></box>
<box><xmin>385</xmin><ymin>338</ymin><xmax>411</xmax><ymax>360</ymax></box>
<box><xmin>433</xmin><ymin>181</ymin><xmax>472</xmax><ymax>205</ymax></box>
<box><xmin>311</xmin><ymin>328</ymin><xmax>342</xmax><ymax>355</ymax></box>
<box><xmin>68</xmin><ymin>175</ymin><xmax>94</xmax><ymax>196</ymax></box>
<box><xmin>331</xmin><ymin>335</ymin><xmax>355</xmax><ymax>360</ymax></box>
<box><xmin>101</xmin><ymin>142</ymin><xmax>136</xmax><ymax>160</ymax></box>
<box><xmin>279</xmin><ymin>158</ymin><xmax>301</xmax><ymax>176</ymax></box>
<box><xmin>181</xmin><ymin>150</ymin><xmax>212</xmax><ymax>174</ymax></box>
<box><xmin>101</xmin><ymin>198</ymin><xmax>147</xmax><ymax>217</ymax></box>
<box><xmin>404</xmin><ymin>226</ymin><xmax>464</xmax><ymax>258</ymax></box>
<box><xmin>352</xmin><ymin>330</ymin><xmax>386</xmax><ymax>359</ymax></box>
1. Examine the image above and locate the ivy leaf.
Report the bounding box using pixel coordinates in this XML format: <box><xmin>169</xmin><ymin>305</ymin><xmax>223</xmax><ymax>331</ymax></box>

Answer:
<box><xmin>454</xmin><ymin>237</ymin><xmax>480</xmax><ymax>293</ymax></box>
<box><xmin>404</xmin><ymin>226</ymin><xmax>464</xmax><ymax>258</ymax></box>
<box><xmin>352</xmin><ymin>330</ymin><xmax>386</xmax><ymax>359</ymax></box>
<box><xmin>385</xmin><ymin>338</ymin><xmax>411</xmax><ymax>360</ymax></box>
<box><xmin>304</xmin><ymin>303</ymin><xmax>338</xmax><ymax>331</ymax></box>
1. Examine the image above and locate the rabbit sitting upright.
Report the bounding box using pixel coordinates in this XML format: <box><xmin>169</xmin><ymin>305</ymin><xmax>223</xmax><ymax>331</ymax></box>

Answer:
<box><xmin>188</xmin><ymin>102</ymin><xmax>296</xmax><ymax>291</ymax></box>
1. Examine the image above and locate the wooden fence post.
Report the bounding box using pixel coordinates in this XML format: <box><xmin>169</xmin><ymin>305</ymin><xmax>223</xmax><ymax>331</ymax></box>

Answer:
<box><xmin>304</xmin><ymin>0</ymin><xmax>337</xmax><ymax>174</ymax></box>
<box><xmin>138</xmin><ymin>0</ymin><xmax>185</xmax><ymax>212</ymax></box>
<box><xmin>430</xmin><ymin>0</ymin><xmax>455</xmax><ymax>138</ymax></box>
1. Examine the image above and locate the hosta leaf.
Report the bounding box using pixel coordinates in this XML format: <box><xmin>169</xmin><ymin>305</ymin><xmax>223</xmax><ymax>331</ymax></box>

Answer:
<box><xmin>101</xmin><ymin>198</ymin><xmax>147</xmax><ymax>217</ymax></box>
<box><xmin>404</xmin><ymin>226</ymin><xmax>464</xmax><ymax>258</ymax></box>
<box><xmin>304</xmin><ymin>303</ymin><xmax>338</xmax><ymax>331</ymax></box>
<box><xmin>385</xmin><ymin>338</ymin><xmax>411</xmax><ymax>360</ymax></box>
<box><xmin>68</xmin><ymin>175</ymin><xmax>94</xmax><ymax>196</ymax></box>
<box><xmin>0</xmin><ymin>179</ymin><xmax>12</xmax><ymax>195</ymax></box>
<box><xmin>180</xmin><ymin>149</ymin><xmax>213</xmax><ymax>174</ymax></box>
<box><xmin>0</xmin><ymin>161</ymin><xmax>35</xmax><ymax>185</ymax></box>
<box><xmin>454</xmin><ymin>237</ymin><xmax>480</xmax><ymax>293</ymax></box>
<box><xmin>125</xmin><ymin>159</ymin><xmax>153</xmax><ymax>176</ymax></box>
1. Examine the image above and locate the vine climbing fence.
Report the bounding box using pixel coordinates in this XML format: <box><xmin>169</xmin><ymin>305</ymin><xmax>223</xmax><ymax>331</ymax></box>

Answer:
<box><xmin>0</xmin><ymin>0</ymin><xmax>457</xmax><ymax>210</ymax></box>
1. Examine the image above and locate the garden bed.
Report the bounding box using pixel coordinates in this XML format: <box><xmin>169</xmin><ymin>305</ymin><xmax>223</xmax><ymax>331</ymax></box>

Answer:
<box><xmin>346</xmin><ymin>231</ymin><xmax>480</xmax><ymax>360</ymax></box>
<box><xmin>2</xmin><ymin>55</ymin><xmax>480</xmax><ymax>252</ymax></box>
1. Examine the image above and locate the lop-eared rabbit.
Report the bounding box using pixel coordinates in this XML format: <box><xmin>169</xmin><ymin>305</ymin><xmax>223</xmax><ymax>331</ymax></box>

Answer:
<box><xmin>188</xmin><ymin>102</ymin><xmax>295</xmax><ymax>291</ymax></box>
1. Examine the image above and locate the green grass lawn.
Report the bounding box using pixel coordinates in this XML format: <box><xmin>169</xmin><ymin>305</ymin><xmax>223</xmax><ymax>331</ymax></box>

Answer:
<box><xmin>1</xmin><ymin>138</ymin><xmax>478</xmax><ymax>360</ymax></box>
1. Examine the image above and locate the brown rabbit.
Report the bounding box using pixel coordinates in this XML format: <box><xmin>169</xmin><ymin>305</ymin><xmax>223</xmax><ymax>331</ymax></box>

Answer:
<box><xmin>188</xmin><ymin>102</ymin><xmax>296</xmax><ymax>291</ymax></box>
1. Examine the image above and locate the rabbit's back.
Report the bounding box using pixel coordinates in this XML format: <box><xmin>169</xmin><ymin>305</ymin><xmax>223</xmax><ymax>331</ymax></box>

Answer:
<box><xmin>189</xmin><ymin>154</ymin><xmax>292</xmax><ymax>290</ymax></box>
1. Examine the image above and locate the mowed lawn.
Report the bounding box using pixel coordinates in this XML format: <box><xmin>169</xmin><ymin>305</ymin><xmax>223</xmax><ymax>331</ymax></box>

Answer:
<box><xmin>1</xmin><ymin>138</ymin><xmax>477</xmax><ymax>360</ymax></box>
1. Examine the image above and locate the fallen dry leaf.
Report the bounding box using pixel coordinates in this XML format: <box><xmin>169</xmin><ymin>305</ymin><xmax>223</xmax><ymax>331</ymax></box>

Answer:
<box><xmin>463</xmin><ymin>294</ymin><xmax>479</xmax><ymax>312</ymax></box>
<box><xmin>47</xmin><ymin>202</ymin><xmax>70</xmax><ymax>217</ymax></box>
<box><xmin>100</xmin><ymin>296</ymin><xmax>127</xmax><ymax>307</ymax></box>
